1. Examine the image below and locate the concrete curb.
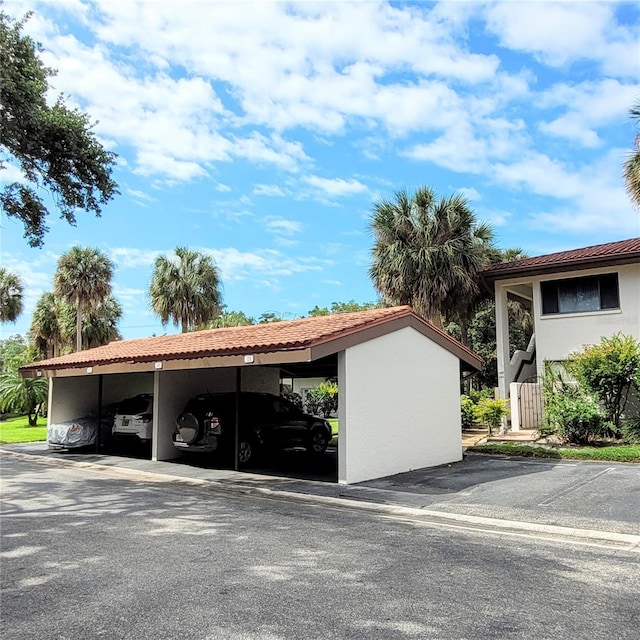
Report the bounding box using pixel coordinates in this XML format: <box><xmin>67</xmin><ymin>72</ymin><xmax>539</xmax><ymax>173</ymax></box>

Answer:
<box><xmin>3</xmin><ymin>447</ymin><xmax>639</xmax><ymax>552</ymax></box>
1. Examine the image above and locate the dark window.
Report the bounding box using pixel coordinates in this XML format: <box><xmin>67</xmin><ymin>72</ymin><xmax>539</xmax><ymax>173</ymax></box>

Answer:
<box><xmin>118</xmin><ymin>395</ymin><xmax>153</xmax><ymax>415</ymax></box>
<box><xmin>541</xmin><ymin>273</ymin><xmax>620</xmax><ymax>315</ymax></box>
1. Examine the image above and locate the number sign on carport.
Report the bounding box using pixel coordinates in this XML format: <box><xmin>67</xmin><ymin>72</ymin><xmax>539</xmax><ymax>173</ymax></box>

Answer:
<box><xmin>20</xmin><ymin>306</ymin><xmax>482</xmax><ymax>484</ymax></box>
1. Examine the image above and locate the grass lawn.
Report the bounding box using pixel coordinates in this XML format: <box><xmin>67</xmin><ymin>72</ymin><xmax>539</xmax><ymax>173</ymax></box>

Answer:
<box><xmin>0</xmin><ymin>415</ymin><xmax>47</xmax><ymax>444</ymax></box>
<box><xmin>328</xmin><ymin>418</ymin><xmax>338</xmax><ymax>446</ymax></box>
<box><xmin>468</xmin><ymin>442</ymin><xmax>640</xmax><ymax>463</ymax></box>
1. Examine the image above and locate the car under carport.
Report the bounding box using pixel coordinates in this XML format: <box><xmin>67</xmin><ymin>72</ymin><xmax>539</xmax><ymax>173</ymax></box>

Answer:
<box><xmin>20</xmin><ymin>306</ymin><xmax>482</xmax><ymax>484</ymax></box>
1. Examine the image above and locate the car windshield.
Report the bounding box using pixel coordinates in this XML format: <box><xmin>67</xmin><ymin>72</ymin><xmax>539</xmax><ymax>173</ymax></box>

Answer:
<box><xmin>118</xmin><ymin>396</ymin><xmax>151</xmax><ymax>415</ymax></box>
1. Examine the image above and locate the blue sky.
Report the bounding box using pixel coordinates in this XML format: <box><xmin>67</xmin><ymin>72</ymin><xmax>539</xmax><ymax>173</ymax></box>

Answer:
<box><xmin>1</xmin><ymin>0</ymin><xmax>639</xmax><ymax>341</ymax></box>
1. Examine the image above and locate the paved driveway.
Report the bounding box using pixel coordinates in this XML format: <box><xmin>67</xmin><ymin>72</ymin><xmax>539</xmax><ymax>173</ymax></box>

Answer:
<box><xmin>3</xmin><ymin>444</ymin><xmax>639</xmax><ymax>535</ymax></box>
<box><xmin>2</xmin><ymin>455</ymin><xmax>639</xmax><ymax>640</ymax></box>
<box><xmin>356</xmin><ymin>454</ymin><xmax>640</xmax><ymax>535</ymax></box>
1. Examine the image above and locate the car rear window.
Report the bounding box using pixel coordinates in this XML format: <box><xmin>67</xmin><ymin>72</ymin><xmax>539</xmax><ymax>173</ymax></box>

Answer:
<box><xmin>118</xmin><ymin>396</ymin><xmax>152</xmax><ymax>415</ymax></box>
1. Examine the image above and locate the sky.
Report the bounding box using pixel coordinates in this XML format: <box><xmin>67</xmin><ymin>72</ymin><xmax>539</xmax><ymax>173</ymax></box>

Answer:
<box><xmin>1</xmin><ymin>0</ymin><xmax>639</xmax><ymax>342</ymax></box>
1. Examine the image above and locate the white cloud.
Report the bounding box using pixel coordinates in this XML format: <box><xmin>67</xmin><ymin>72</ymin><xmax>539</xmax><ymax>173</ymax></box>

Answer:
<box><xmin>456</xmin><ymin>187</ymin><xmax>482</xmax><ymax>202</ymax></box>
<box><xmin>109</xmin><ymin>248</ymin><xmax>159</xmax><ymax>269</ymax></box>
<box><xmin>537</xmin><ymin>79</ymin><xmax>638</xmax><ymax>148</ymax></box>
<box><xmin>303</xmin><ymin>176</ymin><xmax>368</xmax><ymax>197</ymax></box>
<box><xmin>126</xmin><ymin>188</ymin><xmax>155</xmax><ymax>202</ymax></box>
<box><xmin>405</xmin><ymin>116</ymin><xmax>527</xmax><ymax>173</ymax></box>
<box><xmin>204</xmin><ymin>247</ymin><xmax>324</xmax><ymax>282</ymax></box>
<box><xmin>0</xmin><ymin>164</ymin><xmax>24</xmax><ymax>183</ymax></box>
<box><xmin>507</xmin><ymin>148</ymin><xmax>638</xmax><ymax>235</ymax></box>
<box><xmin>253</xmin><ymin>184</ymin><xmax>285</xmax><ymax>197</ymax></box>
<box><xmin>484</xmin><ymin>2</ymin><xmax>638</xmax><ymax>78</ymax></box>
<box><xmin>264</xmin><ymin>218</ymin><xmax>303</xmax><ymax>236</ymax></box>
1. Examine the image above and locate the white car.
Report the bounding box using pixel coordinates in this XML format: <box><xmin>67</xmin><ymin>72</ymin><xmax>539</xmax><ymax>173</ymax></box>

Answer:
<box><xmin>112</xmin><ymin>394</ymin><xmax>154</xmax><ymax>443</ymax></box>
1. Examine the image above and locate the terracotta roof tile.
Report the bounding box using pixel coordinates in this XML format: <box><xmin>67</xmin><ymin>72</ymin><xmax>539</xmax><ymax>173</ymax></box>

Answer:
<box><xmin>22</xmin><ymin>305</ymin><xmax>480</xmax><ymax>372</ymax></box>
<box><xmin>482</xmin><ymin>237</ymin><xmax>640</xmax><ymax>280</ymax></box>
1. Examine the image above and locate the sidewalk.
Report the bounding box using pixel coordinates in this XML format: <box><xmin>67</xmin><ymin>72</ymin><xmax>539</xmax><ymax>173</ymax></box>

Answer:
<box><xmin>3</xmin><ymin>442</ymin><xmax>640</xmax><ymax>549</ymax></box>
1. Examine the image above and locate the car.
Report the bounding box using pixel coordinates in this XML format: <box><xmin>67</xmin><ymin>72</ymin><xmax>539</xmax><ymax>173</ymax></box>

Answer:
<box><xmin>48</xmin><ymin>404</ymin><xmax>118</xmax><ymax>450</ymax></box>
<box><xmin>173</xmin><ymin>391</ymin><xmax>332</xmax><ymax>465</ymax></box>
<box><xmin>112</xmin><ymin>394</ymin><xmax>154</xmax><ymax>443</ymax></box>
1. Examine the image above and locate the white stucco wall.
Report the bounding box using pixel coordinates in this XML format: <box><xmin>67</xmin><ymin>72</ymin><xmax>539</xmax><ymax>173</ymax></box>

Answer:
<box><xmin>338</xmin><ymin>326</ymin><xmax>462</xmax><ymax>484</ymax></box>
<box><xmin>152</xmin><ymin>366</ymin><xmax>280</xmax><ymax>461</ymax></box>
<box><xmin>291</xmin><ymin>377</ymin><xmax>327</xmax><ymax>396</ymax></box>
<box><xmin>48</xmin><ymin>375</ymin><xmax>100</xmax><ymax>424</ymax></box>
<box><xmin>102</xmin><ymin>373</ymin><xmax>154</xmax><ymax>405</ymax></box>
<box><xmin>532</xmin><ymin>264</ymin><xmax>640</xmax><ymax>375</ymax></box>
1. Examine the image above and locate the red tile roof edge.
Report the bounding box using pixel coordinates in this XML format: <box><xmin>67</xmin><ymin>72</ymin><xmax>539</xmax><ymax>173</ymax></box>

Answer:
<box><xmin>482</xmin><ymin>237</ymin><xmax>640</xmax><ymax>279</ymax></box>
<box><xmin>20</xmin><ymin>305</ymin><xmax>481</xmax><ymax>372</ymax></box>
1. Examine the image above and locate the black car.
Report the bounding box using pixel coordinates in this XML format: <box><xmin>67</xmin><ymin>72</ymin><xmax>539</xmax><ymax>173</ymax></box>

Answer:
<box><xmin>173</xmin><ymin>392</ymin><xmax>332</xmax><ymax>465</ymax></box>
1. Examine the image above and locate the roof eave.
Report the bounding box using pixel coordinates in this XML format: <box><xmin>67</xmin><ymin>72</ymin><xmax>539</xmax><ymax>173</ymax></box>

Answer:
<box><xmin>482</xmin><ymin>252</ymin><xmax>640</xmax><ymax>284</ymax></box>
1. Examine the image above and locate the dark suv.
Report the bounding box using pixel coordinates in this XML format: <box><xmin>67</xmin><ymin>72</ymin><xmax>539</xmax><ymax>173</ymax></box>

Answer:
<box><xmin>173</xmin><ymin>392</ymin><xmax>332</xmax><ymax>465</ymax></box>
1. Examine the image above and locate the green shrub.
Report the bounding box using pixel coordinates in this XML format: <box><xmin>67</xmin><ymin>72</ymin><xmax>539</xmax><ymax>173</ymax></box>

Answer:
<box><xmin>542</xmin><ymin>365</ymin><xmax>609</xmax><ymax>445</ymax></box>
<box><xmin>474</xmin><ymin>397</ymin><xmax>509</xmax><ymax>435</ymax></box>
<box><xmin>568</xmin><ymin>333</ymin><xmax>640</xmax><ymax>431</ymax></box>
<box><xmin>282</xmin><ymin>390</ymin><xmax>303</xmax><ymax>410</ymax></box>
<box><xmin>621</xmin><ymin>416</ymin><xmax>640</xmax><ymax>444</ymax></box>
<box><xmin>460</xmin><ymin>395</ymin><xmax>476</xmax><ymax>430</ymax></box>
<box><xmin>305</xmin><ymin>381</ymin><xmax>338</xmax><ymax>417</ymax></box>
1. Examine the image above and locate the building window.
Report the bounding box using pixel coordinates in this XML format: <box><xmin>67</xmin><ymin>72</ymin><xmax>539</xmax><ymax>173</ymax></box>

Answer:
<box><xmin>541</xmin><ymin>273</ymin><xmax>619</xmax><ymax>315</ymax></box>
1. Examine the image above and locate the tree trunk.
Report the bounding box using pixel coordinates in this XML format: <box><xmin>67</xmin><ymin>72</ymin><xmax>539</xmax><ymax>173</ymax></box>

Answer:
<box><xmin>28</xmin><ymin>411</ymin><xmax>37</xmax><ymax>426</ymax></box>
<box><xmin>76</xmin><ymin>299</ymin><xmax>83</xmax><ymax>352</ymax></box>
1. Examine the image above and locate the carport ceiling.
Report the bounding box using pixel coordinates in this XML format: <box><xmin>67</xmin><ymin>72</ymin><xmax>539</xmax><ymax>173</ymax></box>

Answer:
<box><xmin>20</xmin><ymin>306</ymin><xmax>482</xmax><ymax>378</ymax></box>
<box><xmin>278</xmin><ymin>354</ymin><xmax>337</xmax><ymax>379</ymax></box>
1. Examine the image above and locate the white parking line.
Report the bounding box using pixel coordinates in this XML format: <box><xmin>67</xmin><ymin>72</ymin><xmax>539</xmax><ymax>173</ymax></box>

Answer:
<box><xmin>538</xmin><ymin>467</ymin><xmax>614</xmax><ymax>506</ymax></box>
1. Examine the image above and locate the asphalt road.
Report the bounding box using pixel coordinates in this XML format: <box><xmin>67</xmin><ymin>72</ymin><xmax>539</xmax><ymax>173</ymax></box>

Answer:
<box><xmin>2</xmin><ymin>455</ymin><xmax>639</xmax><ymax>640</ymax></box>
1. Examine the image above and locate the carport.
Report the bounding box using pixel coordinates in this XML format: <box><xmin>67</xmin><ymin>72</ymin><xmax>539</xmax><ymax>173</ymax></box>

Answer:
<box><xmin>20</xmin><ymin>306</ymin><xmax>481</xmax><ymax>484</ymax></box>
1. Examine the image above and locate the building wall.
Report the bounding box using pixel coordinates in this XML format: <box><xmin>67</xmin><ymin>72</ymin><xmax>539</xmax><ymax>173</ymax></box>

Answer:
<box><xmin>338</xmin><ymin>326</ymin><xmax>462</xmax><ymax>484</ymax></box>
<box><xmin>102</xmin><ymin>373</ymin><xmax>154</xmax><ymax>405</ymax></box>
<box><xmin>531</xmin><ymin>263</ymin><xmax>640</xmax><ymax>375</ymax></box>
<box><xmin>48</xmin><ymin>375</ymin><xmax>100</xmax><ymax>424</ymax></box>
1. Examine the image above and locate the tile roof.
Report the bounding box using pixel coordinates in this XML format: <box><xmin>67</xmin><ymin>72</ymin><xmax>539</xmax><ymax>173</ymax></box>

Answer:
<box><xmin>21</xmin><ymin>305</ymin><xmax>481</xmax><ymax>373</ymax></box>
<box><xmin>482</xmin><ymin>237</ymin><xmax>640</xmax><ymax>280</ymax></box>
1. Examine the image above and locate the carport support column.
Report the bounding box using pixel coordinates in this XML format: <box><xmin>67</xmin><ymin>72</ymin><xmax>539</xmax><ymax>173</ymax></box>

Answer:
<box><xmin>495</xmin><ymin>283</ymin><xmax>511</xmax><ymax>400</ymax></box>
<box><xmin>234</xmin><ymin>367</ymin><xmax>241</xmax><ymax>471</ymax></box>
<box><xmin>337</xmin><ymin>351</ymin><xmax>347</xmax><ymax>484</ymax></box>
<box><xmin>95</xmin><ymin>375</ymin><xmax>103</xmax><ymax>453</ymax></box>
<box><xmin>152</xmin><ymin>370</ymin><xmax>162</xmax><ymax>461</ymax></box>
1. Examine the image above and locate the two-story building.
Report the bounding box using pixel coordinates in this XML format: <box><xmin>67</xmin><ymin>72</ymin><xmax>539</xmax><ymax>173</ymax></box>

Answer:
<box><xmin>482</xmin><ymin>237</ymin><xmax>640</xmax><ymax>429</ymax></box>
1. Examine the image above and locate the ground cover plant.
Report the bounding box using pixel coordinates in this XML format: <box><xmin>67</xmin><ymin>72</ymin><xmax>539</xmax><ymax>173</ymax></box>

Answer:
<box><xmin>467</xmin><ymin>442</ymin><xmax>640</xmax><ymax>463</ymax></box>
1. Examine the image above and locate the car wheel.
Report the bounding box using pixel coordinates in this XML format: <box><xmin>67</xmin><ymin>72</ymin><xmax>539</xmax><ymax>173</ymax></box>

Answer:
<box><xmin>238</xmin><ymin>439</ymin><xmax>254</xmax><ymax>465</ymax></box>
<box><xmin>307</xmin><ymin>426</ymin><xmax>329</xmax><ymax>455</ymax></box>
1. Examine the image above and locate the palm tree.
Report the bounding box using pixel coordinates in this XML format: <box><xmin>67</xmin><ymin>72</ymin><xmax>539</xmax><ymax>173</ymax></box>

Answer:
<box><xmin>30</xmin><ymin>292</ymin><xmax>63</xmax><ymax>358</ymax></box>
<box><xmin>58</xmin><ymin>295</ymin><xmax>122</xmax><ymax>349</ymax></box>
<box><xmin>201</xmin><ymin>307</ymin><xmax>255</xmax><ymax>328</ymax></box>
<box><xmin>623</xmin><ymin>100</ymin><xmax>640</xmax><ymax>208</ymax></box>
<box><xmin>369</xmin><ymin>186</ymin><xmax>494</xmax><ymax>331</ymax></box>
<box><xmin>0</xmin><ymin>267</ymin><xmax>24</xmax><ymax>323</ymax></box>
<box><xmin>149</xmin><ymin>247</ymin><xmax>222</xmax><ymax>333</ymax></box>
<box><xmin>0</xmin><ymin>369</ymin><xmax>48</xmax><ymax>425</ymax></box>
<box><xmin>53</xmin><ymin>246</ymin><xmax>114</xmax><ymax>352</ymax></box>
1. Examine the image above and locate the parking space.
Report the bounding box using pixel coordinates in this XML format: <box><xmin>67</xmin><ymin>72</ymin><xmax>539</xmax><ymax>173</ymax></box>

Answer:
<box><xmin>358</xmin><ymin>454</ymin><xmax>640</xmax><ymax>534</ymax></box>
